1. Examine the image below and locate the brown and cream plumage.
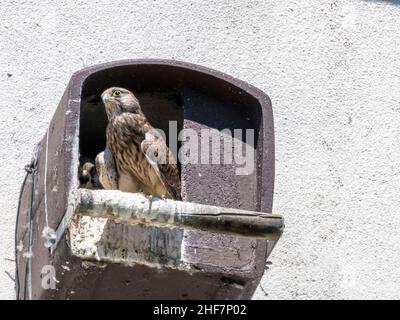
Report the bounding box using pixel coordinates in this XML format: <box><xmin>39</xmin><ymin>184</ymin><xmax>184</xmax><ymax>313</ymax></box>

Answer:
<box><xmin>95</xmin><ymin>145</ymin><xmax>118</xmax><ymax>190</ymax></box>
<box><xmin>78</xmin><ymin>156</ymin><xmax>101</xmax><ymax>189</ymax></box>
<box><xmin>97</xmin><ymin>87</ymin><xmax>181</xmax><ymax>200</ymax></box>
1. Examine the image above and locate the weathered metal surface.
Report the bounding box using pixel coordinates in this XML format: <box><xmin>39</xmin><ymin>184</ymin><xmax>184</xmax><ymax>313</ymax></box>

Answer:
<box><xmin>76</xmin><ymin>189</ymin><xmax>283</xmax><ymax>240</ymax></box>
<box><xmin>16</xmin><ymin>59</ymin><xmax>277</xmax><ymax>300</ymax></box>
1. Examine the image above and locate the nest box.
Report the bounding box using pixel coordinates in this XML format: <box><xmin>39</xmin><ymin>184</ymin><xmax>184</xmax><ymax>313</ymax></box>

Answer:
<box><xmin>16</xmin><ymin>59</ymin><xmax>282</xmax><ymax>300</ymax></box>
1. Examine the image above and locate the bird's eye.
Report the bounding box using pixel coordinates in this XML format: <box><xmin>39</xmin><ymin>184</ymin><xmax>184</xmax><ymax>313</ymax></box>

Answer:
<box><xmin>113</xmin><ymin>90</ymin><xmax>121</xmax><ymax>97</ymax></box>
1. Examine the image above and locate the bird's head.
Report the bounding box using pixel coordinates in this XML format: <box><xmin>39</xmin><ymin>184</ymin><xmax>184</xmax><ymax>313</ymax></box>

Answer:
<box><xmin>101</xmin><ymin>87</ymin><xmax>142</xmax><ymax>119</ymax></box>
<box><xmin>79</xmin><ymin>162</ymin><xmax>95</xmax><ymax>184</ymax></box>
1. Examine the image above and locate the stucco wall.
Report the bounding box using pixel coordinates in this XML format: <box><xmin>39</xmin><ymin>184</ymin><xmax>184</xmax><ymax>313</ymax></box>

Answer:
<box><xmin>1</xmin><ymin>0</ymin><xmax>399</xmax><ymax>300</ymax></box>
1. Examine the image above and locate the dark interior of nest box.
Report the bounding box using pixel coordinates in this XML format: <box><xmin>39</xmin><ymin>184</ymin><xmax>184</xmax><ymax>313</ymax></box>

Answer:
<box><xmin>78</xmin><ymin>63</ymin><xmax>265</xmax><ymax>210</ymax></box>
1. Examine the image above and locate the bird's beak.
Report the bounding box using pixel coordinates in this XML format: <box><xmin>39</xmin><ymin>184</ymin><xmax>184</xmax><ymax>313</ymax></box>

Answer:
<box><xmin>101</xmin><ymin>92</ymin><xmax>110</xmax><ymax>103</ymax></box>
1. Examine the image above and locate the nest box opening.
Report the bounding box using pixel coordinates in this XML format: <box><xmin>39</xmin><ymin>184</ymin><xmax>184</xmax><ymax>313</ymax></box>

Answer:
<box><xmin>77</xmin><ymin>62</ymin><xmax>265</xmax><ymax>212</ymax></box>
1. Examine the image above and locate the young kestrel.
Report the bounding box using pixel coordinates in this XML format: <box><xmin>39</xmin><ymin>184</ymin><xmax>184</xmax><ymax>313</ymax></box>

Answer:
<box><xmin>97</xmin><ymin>87</ymin><xmax>181</xmax><ymax>200</ymax></box>
<box><xmin>78</xmin><ymin>158</ymin><xmax>101</xmax><ymax>190</ymax></box>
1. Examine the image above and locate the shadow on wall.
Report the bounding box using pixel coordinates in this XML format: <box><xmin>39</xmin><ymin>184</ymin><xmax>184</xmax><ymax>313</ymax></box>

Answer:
<box><xmin>364</xmin><ymin>0</ymin><xmax>400</xmax><ymax>4</ymax></box>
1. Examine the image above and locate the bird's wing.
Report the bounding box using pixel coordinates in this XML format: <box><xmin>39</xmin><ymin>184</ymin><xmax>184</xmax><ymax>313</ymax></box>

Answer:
<box><xmin>95</xmin><ymin>146</ymin><xmax>119</xmax><ymax>190</ymax></box>
<box><xmin>141</xmin><ymin>131</ymin><xmax>182</xmax><ymax>200</ymax></box>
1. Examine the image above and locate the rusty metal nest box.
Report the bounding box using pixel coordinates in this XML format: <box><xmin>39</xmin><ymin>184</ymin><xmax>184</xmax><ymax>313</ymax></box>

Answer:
<box><xmin>16</xmin><ymin>59</ymin><xmax>282</xmax><ymax>300</ymax></box>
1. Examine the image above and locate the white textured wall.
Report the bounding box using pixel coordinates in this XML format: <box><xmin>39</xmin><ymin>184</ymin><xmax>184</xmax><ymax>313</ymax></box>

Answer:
<box><xmin>1</xmin><ymin>0</ymin><xmax>399</xmax><ymax>300</ymax></box>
